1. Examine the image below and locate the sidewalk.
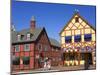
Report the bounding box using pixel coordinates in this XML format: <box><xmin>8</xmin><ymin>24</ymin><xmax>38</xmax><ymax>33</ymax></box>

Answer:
<box><xmin>12</xmin><ymin>65</ymin><xmax>96</xmax><ymax>75</ymax></box>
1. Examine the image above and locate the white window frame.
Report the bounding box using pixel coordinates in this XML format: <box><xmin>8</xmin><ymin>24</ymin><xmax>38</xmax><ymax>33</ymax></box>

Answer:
<box><xmin>24</xmin><ymin>44</ymin><xmax>30</xmax><ymax>51</ymax></box>
<box><xmin>17</xmin><ymin>34</ymin><xmax>21</xmax><ymax>41</ymax></box>
<box><xmin>27</xmin><ymin>33</ymin><xmax>31</xmax><ymax>40</ymax></box>
<box><xmin>15</xmin><ymin>45</ymin><xmax>20</xmax><ymax>52</ymax></box>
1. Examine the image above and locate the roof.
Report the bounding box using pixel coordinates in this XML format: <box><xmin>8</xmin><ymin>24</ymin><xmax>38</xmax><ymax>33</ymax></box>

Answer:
<box><xmin>60</xmin><ymin>12</ymin><xmax>96</xmax><ymax>35</ymax></box>
<box><xmin>49</xmin><ymin>38</ymin><xmax>61</xmax><ymax>47</ymax></box>
<box><xmin>11</xmin><ymin>27</ymin><xmax>60</xmax><ymax>48</ymax></box>
<box><xmin>12</xmin><ymin>27</ymin><xmax>43</xmax><ymax>43</ymax></box>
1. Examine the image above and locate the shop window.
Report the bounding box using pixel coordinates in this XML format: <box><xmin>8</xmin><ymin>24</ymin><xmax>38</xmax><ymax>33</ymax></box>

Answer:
<box><xmin>74</xmin><ymin>35</ymin><xmax>81</xmax><ymax>42</ymax></box>
<box><xmin>24</xmin><ymin>44</ymin><xmax>30</xmax><ymax>51</ymax></box>
<box><xmin>84</xmin><ymin>34</ymin><xmax>91</xmax><ymax>41</ymax></box>
<box><xmin>65</xmin><ymin>36</ymin><xmax>72</xmax><ymax>43</ymax></box>
<box><xmin>69</xmin><ymin>54</ymin><xmax>74</xmax><ymax>60</ymax></box>
<box><xmin>81</xmin><ymin>54</ymin><xmax>85</xmax><ymax>60</ymax></box>
<box><xmin>15</xmin><ymin>45</ymin><xmax>19</xmax><ymax>52</ymax></box>
<box><xmin>12</xmin><ymin>57</ymin><xmax>20</xmax><ymax>65</ymax></box>
<box><xmin>23</xmin><ymin>57</ymin><xmax>30</xmax><ymax>65</ymax></box>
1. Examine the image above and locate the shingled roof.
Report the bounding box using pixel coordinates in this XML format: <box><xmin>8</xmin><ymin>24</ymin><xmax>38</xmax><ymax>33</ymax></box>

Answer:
<box><xmin>12</xmin><ymin>27</ymin><xmax>43</xmax><ymax>43</ymax></box>
<box><xmin>49</xmin><ymin>38</ymin><xmax>60</xmax><ymax>47</ymax></box>
<box><xmin>11</xmin><ymin>27</ymin><xmax>60</xmax><ymax>47</ymax></box>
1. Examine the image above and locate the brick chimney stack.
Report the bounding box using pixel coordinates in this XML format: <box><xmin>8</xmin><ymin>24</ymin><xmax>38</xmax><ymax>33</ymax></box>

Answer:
<box><xmin>30</xmin><ymin>16</ymin><xmax>36</xmax><ymax>30</ymax></box>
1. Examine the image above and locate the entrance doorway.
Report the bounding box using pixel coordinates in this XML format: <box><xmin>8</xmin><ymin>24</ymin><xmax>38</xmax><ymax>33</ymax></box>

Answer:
<box><xmin>84</xmin><ymin>53</ymin><xmax>93</xmax><ymax>65</ymax></box>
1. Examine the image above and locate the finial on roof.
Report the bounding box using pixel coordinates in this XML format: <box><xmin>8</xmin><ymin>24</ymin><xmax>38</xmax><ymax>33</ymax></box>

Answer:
<box><xmin>31</xmin><ymin>16</ymin><xmax>35</xmax><ymax>21</ymax></box>
<box><xmin>75</xmin><ymin>9</ymin><xmax>79</xmax><ymax>13</ymax></box>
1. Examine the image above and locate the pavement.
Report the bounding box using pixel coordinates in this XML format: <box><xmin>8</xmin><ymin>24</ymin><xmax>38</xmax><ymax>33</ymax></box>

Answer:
<box><xmin>11</xmin><ymin>65</ymin><xmax>96</xmax><ymax>75</ymax></box>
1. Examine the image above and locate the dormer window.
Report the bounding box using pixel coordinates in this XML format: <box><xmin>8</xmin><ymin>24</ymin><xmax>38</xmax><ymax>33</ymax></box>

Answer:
<box><xmin>17</xmin><ymin>34</ymin><xmax>21</xmax><ymax>41</ymax></box>
<box><xmin>17</xmin><ymin>34</ymin><xmax>24</xmax><ymax>41</ymax></box>
<box><xmin>27</xmin><ymin>33</ymin><xmax>31</xmax><ymax>40</ymax></box>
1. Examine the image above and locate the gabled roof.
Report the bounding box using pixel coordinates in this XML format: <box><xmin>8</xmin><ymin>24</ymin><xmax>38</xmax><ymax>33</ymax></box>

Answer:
<box><xmin>59</xmin><ymin>12</ymin><xmax>96</xmax><ymax>35</ymax></box>
<box><xmin>49</xmin><ymin>38</ymin><xmax>61</xmax><ymax>48</ymax></box>
<box><xmin>11</xmin><ymin>27</ymin><xmax>61</xmax><ymax>48</ymax></box>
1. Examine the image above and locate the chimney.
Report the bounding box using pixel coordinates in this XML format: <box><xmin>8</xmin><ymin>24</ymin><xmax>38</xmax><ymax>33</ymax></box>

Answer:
<box><xmin>30</xmin><ymin>16</ymin><xmax>36</xmax><ymax>30</ymax></box>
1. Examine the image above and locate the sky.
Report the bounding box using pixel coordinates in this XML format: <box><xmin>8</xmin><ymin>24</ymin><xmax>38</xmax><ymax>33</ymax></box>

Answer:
<box><xmin>11</xmin><ymin>0</ymin><xmax>96</xmax><ymax>42</ymax></box>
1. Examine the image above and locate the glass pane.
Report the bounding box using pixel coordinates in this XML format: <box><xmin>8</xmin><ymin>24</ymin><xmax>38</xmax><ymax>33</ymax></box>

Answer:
<box><xmin>65</xmin><ymin>36</ymin><xmax>72</xmax><ymax>43</ymax></box>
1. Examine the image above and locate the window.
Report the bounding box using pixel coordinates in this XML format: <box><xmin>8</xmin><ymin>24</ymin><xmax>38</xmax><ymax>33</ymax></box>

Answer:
<box><xmin>27</xmin><ymin>33</ymin><xmax>31</xmax><ymax>40</ymax></box>
<box><xmin>75</xmin><ymin>17</ymin><xmax>79</xmax><ymax>23</ymax></box>
<box><xmin>44</xmin><ymin>45</ymin><xmax>48</xmax><ymax>51</ymax></box>
<box><xmin>17</xmin><ymin>34</ymin><xmax>21</xmax><ymax>41</ymax></box>
<box><xmin>84</xmin><ymin>34</ymin><xmax>91</xmax><ymax>41</ymax></box>
<box><xmin>17</xmin><ymin>34</ymin><xmax>24</xmax><ymax>41</ymax></box>
<box><xmin>23</xmin><ymin>57</ymin><xmax>30</xmax><ymax>65</ymax></box>
<box><xmin>38</xmin><ymin>44</ymin><xmax>42</xmax><ymax>51</ymax></box>
<box><xmin>12</xmin><ymin>57</ymin><xmax>20</xmax><ymax>65</ymax></box>
<box><xmin>15</xmin><ymin>45</ymin><xmax>19</xmax><ymax>52</ymax></box>
<box><xmin>65</xmin><ymin>36</ymin><xmax>72</xmax><ymax>43</ymax></box>
<box><xmin>74</xmin><ymin>35</ymin><xmax>81</xmax><ymax>42</ymax></box>
<box><xmin>81</xmin><ymin>54</ymin><xmax>85</xmax><ymax>60</ymax></box>
<box><xmin>24</xmin><ymin>44</ymin><xmax>30</xmax><ymax>51</ymax></box>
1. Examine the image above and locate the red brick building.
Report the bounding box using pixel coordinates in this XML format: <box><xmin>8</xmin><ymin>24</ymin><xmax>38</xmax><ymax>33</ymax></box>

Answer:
<box><xmin>11</xmin><ymin>16</ymin><xmax>62</xmax><ymax>73</ymax></box>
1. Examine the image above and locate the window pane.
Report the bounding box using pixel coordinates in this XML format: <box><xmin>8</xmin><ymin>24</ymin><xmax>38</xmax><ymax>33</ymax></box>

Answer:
<box><xmin>27</xmin><ymin>33</ymin><xmax>30</xmax><ymax>40</ymax></box>
<box><xmin>84</xmin><ymin>34</ymin><xmax>91</xmax><ymax>41</ymax></box>
<box><xmin>17</xmin><ymin>35</ymin><xmax>21</xmax><ymax>41</ymax></box>
<box><xmin>23</xmin><ymin>57</ymin><xmax>30</xmax><ymax>65</ymax></box>
<box><xmin>24</xmin><ymin>44</ymin><xmax>30</xmax><ymax>51</ymax></box>
<box><xmin>12</xmin><ymin>57</ymin><xmax>20</xmax><ymax>65</ymax></box>
<box><xmin>15</xmin><ymin>45</ymin><xmax>19</xmax><ymax>52</ymax></box>
<box><xmin>74</xmin><ymin>35</ymin><xmax>81</xmax><ymax>42</ymax></box>
<box><xmin>65</xmin><ymin>36</ymin><xmax>72</xmax><ymax>43</ymax></box>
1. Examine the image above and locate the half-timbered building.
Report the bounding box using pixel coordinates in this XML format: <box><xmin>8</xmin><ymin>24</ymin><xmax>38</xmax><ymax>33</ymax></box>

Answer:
<box><xmin>60</xmin><ymin>12</ymin><xmax>96</xmax><ymax>66</ymax></box>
